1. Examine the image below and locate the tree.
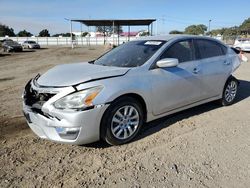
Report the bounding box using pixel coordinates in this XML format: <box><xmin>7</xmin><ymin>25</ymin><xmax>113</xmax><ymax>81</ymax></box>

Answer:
<box><xmin>39</xmin><ymin>29</ymin><xmax>50</xmax><ymax>37</ymax></box>
<box><xmin>169</xmin><ymin>30</ymin><xmax>183</xmax><ymax>34</ymax></box>
<box><xmin>17</xmin><ymin>30</ymin><xmax>33</xmax><ymax>37</ymax></box>
<box><xmin>239</xmin><ymin>17</ymin><xmax>250</xmax><ymax>31</ymax></box>
<box><xmin>223</xmin><ymin>26</ymin><xmax>239</xmax><ymax>36</ymax></box>
<box><xmin>139</xmin><ymin>31</ymin><xmax>149</xmax><ymax>36</ymax></box>
<box><xmin>184</xmin><ymin>24</ymin><xmax>207</xmax><ymax>35</ymax></box>
<box><xmin>81</xmin><ymin>32</ymin><xmax>89</xmax><ymax>37</ymax></box>
<box><xmin>0</xmin><ymin>24</ymin><xmax>15</xmax><ymax>37</ymax></box>
<box><xmin>208</xmin><ymin>28</ymin><xmax>224</xmax><ymax>36</ymax></box>
<box><xmin>96</xmin><ymin>25</ymin><xmax>123</xmax><ymax>35</ymax></box>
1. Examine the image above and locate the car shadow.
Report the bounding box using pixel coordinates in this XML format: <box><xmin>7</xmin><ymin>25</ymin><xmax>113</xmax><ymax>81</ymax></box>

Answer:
<box><xmin>20</xmin><ymin>50</ymin><xmax>36</xmax><ymax>53</ymax></box>
<box><xmin>84</xmin><ymin>79</ymin><xmax>250</xmax><ymax>148</ymax></box>
<box><xmin>0</xmin><ymin>53</ymin><xmax>11</xmax><ymax>57</ymax></box>
<box><xmin>235</xmin><ymin>80</ymin><xmax>250</xmax><ymax>103</ymax></box>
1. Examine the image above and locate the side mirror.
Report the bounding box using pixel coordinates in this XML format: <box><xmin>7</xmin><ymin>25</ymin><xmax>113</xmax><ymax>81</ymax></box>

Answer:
<box><xmin>156</xmin><ymin>58</ymin><xmax>179</xmax><ymax>68</ymax></box>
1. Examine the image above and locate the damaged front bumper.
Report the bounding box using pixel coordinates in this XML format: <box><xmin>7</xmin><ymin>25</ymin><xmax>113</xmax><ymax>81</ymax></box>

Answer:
<box><xmin>22</xmin><ymin>78</ymin><xmax>109</xmax><ymax>145</ymax></box>
<box><xmin>23</xmin><ymin>103</ymin><xmax>108</xmax><ymax>145</ymax></box>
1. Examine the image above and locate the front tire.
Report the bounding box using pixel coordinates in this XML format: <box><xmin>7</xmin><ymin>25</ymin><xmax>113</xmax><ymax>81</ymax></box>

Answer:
<box><xmin>101</xmin><ymin>96</ymin><xmax>144</xmax><ymax>145</ymax></box>
<box><xmin>221</xmin><ymin>77</ymin><xmax>239</xmax><ymax>106</ymax></box>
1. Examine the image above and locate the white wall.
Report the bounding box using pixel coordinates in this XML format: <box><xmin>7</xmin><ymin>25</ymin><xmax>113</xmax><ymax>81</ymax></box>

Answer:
<box><xmin>0</xmin><ymin>36</ymin><xmax>138</xmax><ymax>46</ymax></box>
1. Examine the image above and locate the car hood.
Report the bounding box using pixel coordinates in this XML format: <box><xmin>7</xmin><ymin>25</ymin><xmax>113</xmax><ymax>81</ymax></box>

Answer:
<box><xmin>36</xmin><ymin>62</ymin><xmax>130</xmax><ymax>87</ymax></box>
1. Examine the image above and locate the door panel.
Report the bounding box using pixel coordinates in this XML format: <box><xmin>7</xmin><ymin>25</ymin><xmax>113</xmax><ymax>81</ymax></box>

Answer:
<box><xmin>197</xmin><ymin>56</ymin><xmax>230</xmax><ymax>98</ymax></box>
<box><xmin>194</xmin><ymin>39</ymin><xmax>231</xmax><ymax>98</ymax></box>
<box><xmin>150</xmin><ymin>61</ymin><xmax>202</xmax><ymax>115</ymax></box>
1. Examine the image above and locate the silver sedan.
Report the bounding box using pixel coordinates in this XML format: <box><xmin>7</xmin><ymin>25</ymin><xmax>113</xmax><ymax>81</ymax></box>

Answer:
<box><xmin>22</xmin><ymin>40</ymin><xmax>40</xmax><ymax>49</ymax></box>
<box><xmin>22</xmin><ymin>35</ymin><xmax>241</xmax><ymax>145</ymax></box>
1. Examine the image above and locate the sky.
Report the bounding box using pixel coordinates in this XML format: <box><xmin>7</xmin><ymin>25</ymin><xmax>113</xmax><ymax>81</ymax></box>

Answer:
<box><xmin>0</xmin><ymin>0</ymin><xmax>250</xmax><ymax>35</ymax></box>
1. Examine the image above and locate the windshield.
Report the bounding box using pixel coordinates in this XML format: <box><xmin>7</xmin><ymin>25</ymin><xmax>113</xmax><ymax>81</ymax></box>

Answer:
<box><xmin>94</xmin><ymin>40</ymin><xmax>165</xmax><ymax>67</ymax></box>
<box><xmin>28</xmin><ymin>41</ymin><xmax>36</xmax><ymax>44</ymax></box>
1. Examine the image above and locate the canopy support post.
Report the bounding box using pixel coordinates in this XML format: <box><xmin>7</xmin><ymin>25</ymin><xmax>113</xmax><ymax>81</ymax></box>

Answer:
<box><xmin>148</xmin><ymin>25</ymin><xmax>150</xmax><ymax>36</ymax></box>
<box><xmin>113</xmin><ymin>21</ymin><xmax>115</xmax><ymax>46</ymax></box>
<box><xmin>103</xmin><ymin>26</ymin><xmax>106</xmax><ymax>45</ymax></box>
<box><xmin>118</xmin><ymin>24</ymin><xmax>120</xmax><ymax>45</ymax></box>
<box><xmin>80</xmin><ymin>22</ymin><xmax>83</xmax><ymax>46</ymax></box>
<box><xmin>70</xmin><ymin>20</ymin><xmax>73</xmax><ymax>49</ymax></box>
<box><xmin>128</xmin><ymin>25</ymin><xmax>130</xmax><ymax>41</ymax></box>
<box><xmin>151</xmin><ymin>23</ymin><xmax>153</xmax><ymax>36</ymax></box>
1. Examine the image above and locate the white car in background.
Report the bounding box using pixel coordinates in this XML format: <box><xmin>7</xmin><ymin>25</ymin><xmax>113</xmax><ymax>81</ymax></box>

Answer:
<box><xmin>22</xmin><ymin>40</ymin><xmax>40</xmax><ymax>49</ymax></box>
<box><xmin>234</xmin><ymin>38</ymin><xmax>250</xmax><ymax>52</ymax></box>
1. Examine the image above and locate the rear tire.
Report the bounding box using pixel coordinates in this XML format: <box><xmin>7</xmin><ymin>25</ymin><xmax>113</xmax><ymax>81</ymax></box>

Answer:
<box><xmin>101</xmin><ymin>96</ymin><xmax>144</xmax><ymax>145</ymax></box>
<box><xmin>221</xmin><ymin>77</ymin><xmax>239</xmax><ymax>106</ymax></box>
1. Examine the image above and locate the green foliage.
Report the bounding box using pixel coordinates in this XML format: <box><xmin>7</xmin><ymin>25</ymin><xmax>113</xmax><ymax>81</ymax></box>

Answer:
<box><xmin>209</xmin><ymin>26</ymin><xmax>239</xmax><ymax>37</ymax></box>
<box><xmin>207</xmin><ymin>28</ymin><xmax>224</xmax><ymax>36</ymax></box>
<box><xmin>223</xmin><ymin>26</ymin><xmax>239</xmax><ymax>36</ymax></box>
<box><xmin>81</xmin><ymin>32</ymin><xmax>89</xmax><ymax>37</ymax></box>
<box><xmin>17</xmin><ymin>30</ymin><xmax>33</xmax><ymax>37</ymax></box>
<box><xmin>239</xmin><ymin>18</ymin><xmax>250</xmax><ymax>31</ymax></box>
<box><xmin>0</xmin><ymin>24</ymin><xmax>15</xmax><ymax>37</ymax></box>
<box><xmin>38</xmin><ymin>29</ymin><xmax>50</xmax><ymax>37</ymax></box>
<box><xmin>96</xmin><ymin>26</ymin><xmax>123</xmax><ymax>35</ymax></box>
<box><xmin>207</xmin><ymin>17</ymin><xmax>250</xmax><ymax>37</ymax></box>
<box><xmin>184</xmin><ymin>24</ymin><xmax>207</xmax><ymax>35</ymax></box>
<box><xmin>139</xmin><ymin>31</ymin><xmax>149</xmax><ymax>36</ymax></box>
<box><xmin>169</xmin><ymin>30</ymin><xmax>183</xmax><ymax>34</ymax></box>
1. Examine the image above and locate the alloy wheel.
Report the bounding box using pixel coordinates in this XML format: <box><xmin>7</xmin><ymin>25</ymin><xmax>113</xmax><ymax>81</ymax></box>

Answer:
<box><xmin>225</xmin><ymin>80</ymin><xmax>237</xmax><ymax>103</ymax></box>
<box><xmin>111</xmin><ymin>105</ymin><xmax>140</xmax><ymax>140</ymax></box>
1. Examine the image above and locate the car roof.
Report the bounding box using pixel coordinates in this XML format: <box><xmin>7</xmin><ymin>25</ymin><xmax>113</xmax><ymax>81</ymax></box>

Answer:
<box><xmin>136</xmin><ymin>34</ymin><xmax>220</xmax><ymax>42</ymax></box>
<box><xmin>135</xmin><ymin>34</ymin><xmax>227</xmax><ymax>47</ymax></box>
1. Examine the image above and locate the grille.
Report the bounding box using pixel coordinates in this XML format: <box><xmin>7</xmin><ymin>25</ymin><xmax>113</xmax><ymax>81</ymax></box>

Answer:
<box><xmin>24</xmin><ymin>80</ymin><xmax>55</xmax><ymax>108</ymax></box>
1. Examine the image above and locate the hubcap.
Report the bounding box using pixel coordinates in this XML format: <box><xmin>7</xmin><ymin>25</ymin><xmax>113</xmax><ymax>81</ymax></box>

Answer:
<box><xmin>225</xmin><ymin>80</ymin><xmax>237</xmax><ymax>103</ymax></box>
<box><xmin>111</xmin><ymin>105</ymin><xmax>140</xmax><ymax>140</ymax></box>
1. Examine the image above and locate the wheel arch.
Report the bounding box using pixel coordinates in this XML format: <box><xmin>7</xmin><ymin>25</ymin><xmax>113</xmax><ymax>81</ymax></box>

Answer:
<box><xmin>226</xmin><ymin>75</ymin><xmax>239</xmax><ymax>85</ymax></box>
<box><xmin>221</xmin><ymin>75</ymin><xmax>239</xmax><ymax>96</ymax></box>
<box><xmin>100</xmin><ymin>92</ymin><xmax>148</xmax><ymax>140</ymax></box>
<box><xmin>221</xmin><ymin>75</ymin><xmax>239</xmax><ymax>106</ymax></box>
<box><xmin>115</xmin><ymin>93</ymin><xmax>147</xmax><ymax>121</ymax></box>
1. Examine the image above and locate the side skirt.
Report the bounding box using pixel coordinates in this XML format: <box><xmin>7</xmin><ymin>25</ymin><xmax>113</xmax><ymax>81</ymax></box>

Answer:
<box><xmin>146</xmin><ymin>95</ymin><xmax>221</xmax><ymax>122</ymax></box>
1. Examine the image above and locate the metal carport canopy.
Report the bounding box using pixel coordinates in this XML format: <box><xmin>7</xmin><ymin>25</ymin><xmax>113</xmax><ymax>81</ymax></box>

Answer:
<box><xmin>71</xmin><ymin>19</ymin><xmax>156</xmax><ymax>26</ymax></box>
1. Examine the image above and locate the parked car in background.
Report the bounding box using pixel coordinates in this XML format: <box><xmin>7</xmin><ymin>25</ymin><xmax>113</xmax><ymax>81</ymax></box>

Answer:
<box><xmin>234</xmin><ymin>38</ymin><xmax>250</xmax><ymax>52</ymax></box>
<box><xmin>2</xmin><ymin>40</ymin><xmax>23</xmax><ymax>52</ymax></box>
<box><xmin>22</xmin><ymin>40</ymin><xmax>40</xmax><ymax>49</ymax></box>
<box><xmin>23</xmin><ymin>35</ymin><xmax>242</xmax><ymax>146</ymax></box>
<box><xmin>0</xmin><ymin>38</ymin><xmax>13</xmax><ymax>43</ymax></box>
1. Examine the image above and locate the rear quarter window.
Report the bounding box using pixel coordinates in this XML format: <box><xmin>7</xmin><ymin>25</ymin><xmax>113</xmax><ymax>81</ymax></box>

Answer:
<box><xmin>196</xmin><ymin>39</ymin><xmax>226</xmax><ymax>59</ymax></box>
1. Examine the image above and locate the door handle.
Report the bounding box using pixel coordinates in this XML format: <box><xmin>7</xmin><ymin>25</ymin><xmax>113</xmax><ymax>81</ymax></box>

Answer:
<box><xmin>193</xmin><ymin>68</ymin><xmax>200</xmax><ymax>74</ymax></box>
<box><xmin>223</xmin><ymin>60</ymin><xmax>231</xmax><ymax>65</ymax></box>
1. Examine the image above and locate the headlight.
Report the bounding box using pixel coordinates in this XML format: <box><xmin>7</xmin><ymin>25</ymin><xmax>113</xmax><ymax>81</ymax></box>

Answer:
<box><xmin>54</xmin><ymin>86</ymin><xmax>103</xmax><ymax>110</ymax></box>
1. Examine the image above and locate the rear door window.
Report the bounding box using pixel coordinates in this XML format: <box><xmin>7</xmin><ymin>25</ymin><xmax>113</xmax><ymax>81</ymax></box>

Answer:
<box><xmin>195</xmin><ymin>39</ymin><xmax>225</xmax><ymax>59</ymax></box>
<box><xmin>160</xmin><ymin>40</ymin><xmax>194</xmax><ymax>63</ymax></box>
